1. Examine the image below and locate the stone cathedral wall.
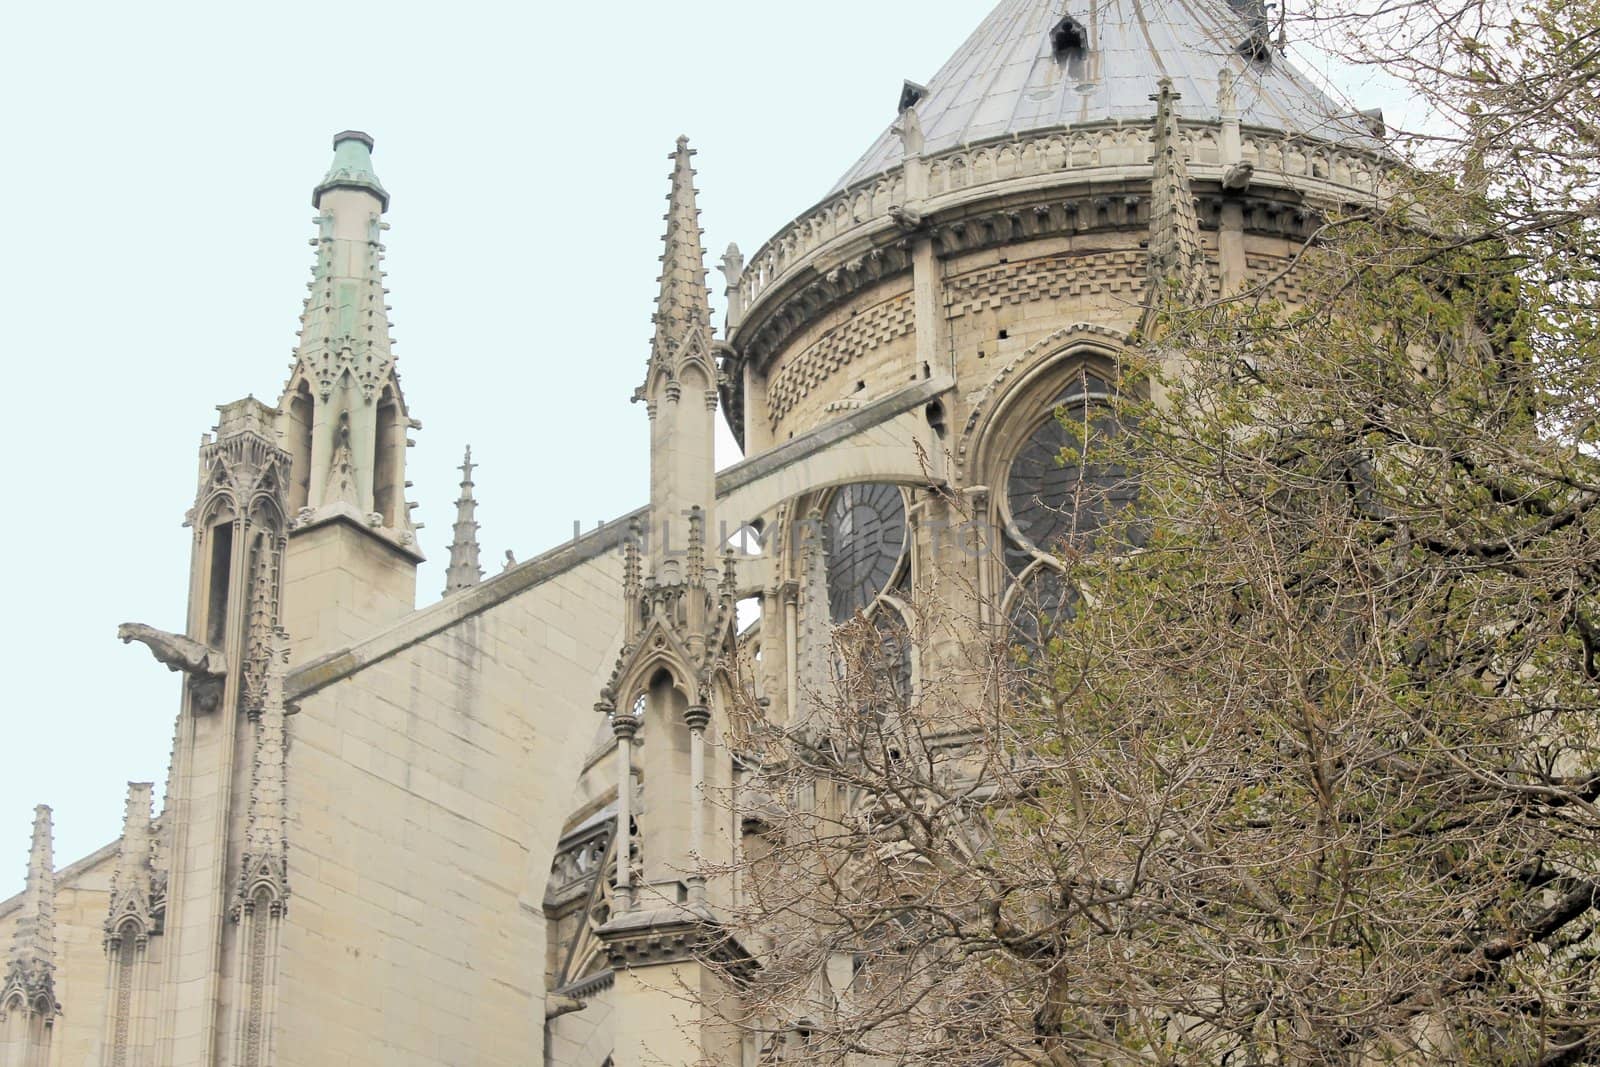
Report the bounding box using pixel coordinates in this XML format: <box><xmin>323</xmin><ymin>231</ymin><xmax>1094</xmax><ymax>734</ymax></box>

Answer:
<box><xmin>760</xmin><ymin>226</ymin><xmax>1315</xmax><ymax>449</ymax></box>
<box><xmin>272</xmin><ymin>550</ymin><xmax>626</xmax><ymax>1067</ymax></box>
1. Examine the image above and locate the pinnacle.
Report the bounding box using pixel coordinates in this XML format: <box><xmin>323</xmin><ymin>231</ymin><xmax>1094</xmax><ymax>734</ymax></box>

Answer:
<box><xmin>652</xmin><ymin>135</ymin><xmax>713</xmax><ymax>358</ymax></box>
<box><xmin>23</xmin><ymin>805</ymin><xmax>52</xmax><ymax>890</ymax></box>
<box><xmin>444</xmin><ymin>444</ymin><xmax>484</xmax><ymax>597</ymax></box>
<box><xmin>1146</xmin><ymin>77</ymin><xmax>1207</xmax><ymax>311</ymax></box>
<box><xmin>4</xmin><ymin>804</ymin><xmax>57</xmax><ymax>1011</ymax></box>
<box><xmin>107</xmin><ymin>784</ymin><xmax>154</xmax><ymax>941</ymax></box>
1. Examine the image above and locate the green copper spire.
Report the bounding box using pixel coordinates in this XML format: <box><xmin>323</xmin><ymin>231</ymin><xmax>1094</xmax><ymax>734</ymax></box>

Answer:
<box><xmin>313</xmin><ymin>130</ymin><xmax>389</xmax><ymax>210</ymax></box>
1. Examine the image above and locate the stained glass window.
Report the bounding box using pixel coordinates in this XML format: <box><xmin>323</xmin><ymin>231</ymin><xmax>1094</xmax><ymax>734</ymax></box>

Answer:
<box><xmin>1004</xmin><ymin>374</ymin><xmax>1135</xmax><ymax>557</ymax></box>
<box><xmin>824</xmin><ymin>483</ymin><xmax>908</xmax><ymax>624</ymax></box>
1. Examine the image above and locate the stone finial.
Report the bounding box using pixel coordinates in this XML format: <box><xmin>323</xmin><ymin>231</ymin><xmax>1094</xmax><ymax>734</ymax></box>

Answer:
<box><xmin>313</xmin><ymin>129</ymin><xmax>389</xmax><ymax>210</ymax></box>
<box><xmin>719</xmin><ymin>243</ymin><xmax>744</xmax><ymax>288</ymax></box>
<box><xmin>2</xmin><ymin>805</ymin><xmax>58</xmax><ymax>1016</ymax></box>
<box><xmin>1217</xmin><ymin>68</ymin><xmax>1238</xmax><ymax>119</ymax></box>
<box><xmin>443</xmin><ymin>445</ymin><xmax>484</xmax><ymax>597</ymax></box>
<box><xmin>1145</xmin><ymin>78</ymin><xmax>1208</xmax><ymax>314</ymax></box>
<box><xmin>106</xmin><ymin>783</ymin><xmax>156</xmax><ymax>944</ymax></box>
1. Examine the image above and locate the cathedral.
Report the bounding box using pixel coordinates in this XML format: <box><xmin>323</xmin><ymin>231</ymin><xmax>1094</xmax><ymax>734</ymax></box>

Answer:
<box><xmin>0</xmin><ymin>0</ymin><xmax>1386</xmax><ymax>1063</ymax></box>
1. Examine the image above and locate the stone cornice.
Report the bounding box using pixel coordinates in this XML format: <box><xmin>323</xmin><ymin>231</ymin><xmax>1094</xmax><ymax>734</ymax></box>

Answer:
<box><xmin>598</xmin><ymin>904</ymin><xmax>757</xmax><ymax>982</ymax></box>
<box><xmin>289</xmin><ymin>503</ymin><xmax>427</xmax><ymax>563</ymax></box>
<box><xmin>730</xmin><ymin>122</ymin><xmax>1388</xmax><ymax>340</ymax></box>
<box><xmin>552</xmin><ymin>968</ymin><xmax>615</xmax><ymax>999</ymax></box>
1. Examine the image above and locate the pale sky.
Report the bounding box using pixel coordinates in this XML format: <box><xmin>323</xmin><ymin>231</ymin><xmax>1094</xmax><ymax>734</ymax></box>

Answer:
<box><xmin>0</xmin><ymin>1</ymin><xmax>1403</xmax><ymax>896</ymax></box>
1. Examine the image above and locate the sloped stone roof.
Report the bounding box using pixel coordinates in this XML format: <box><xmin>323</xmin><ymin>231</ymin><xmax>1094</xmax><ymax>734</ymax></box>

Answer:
<box><xmin>833</xmin><ymin>0</ymin><xmax>1373</xmax><ymax>192</ymax></box>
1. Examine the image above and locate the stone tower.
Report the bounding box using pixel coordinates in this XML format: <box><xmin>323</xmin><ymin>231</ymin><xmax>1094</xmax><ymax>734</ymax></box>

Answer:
<box><xmin>551</xmin><ymin>0</ymin><xmax>1384</xmax><ymax>1060</ymax></box>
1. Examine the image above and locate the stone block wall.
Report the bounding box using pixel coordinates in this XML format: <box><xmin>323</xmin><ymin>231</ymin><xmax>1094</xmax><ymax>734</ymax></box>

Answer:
<box><xmin>273</xmin><ymin>551</ymin><xmax>625</xmax><ymax>1066</ymax></box>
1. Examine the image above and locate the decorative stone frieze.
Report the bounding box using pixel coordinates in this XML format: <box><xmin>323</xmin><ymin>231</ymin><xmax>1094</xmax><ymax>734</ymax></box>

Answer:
<box><xmin>765</xmin><ymin>294</ymin><xmax>916</xmax><ymax>429</ymax></box>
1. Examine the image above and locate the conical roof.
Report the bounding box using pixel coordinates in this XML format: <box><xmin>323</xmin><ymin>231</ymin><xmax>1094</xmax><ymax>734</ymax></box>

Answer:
<box><xmin>833</xmin><ymin>0</ymin><xmax>1373</xmax><ymax>192</ymax></box>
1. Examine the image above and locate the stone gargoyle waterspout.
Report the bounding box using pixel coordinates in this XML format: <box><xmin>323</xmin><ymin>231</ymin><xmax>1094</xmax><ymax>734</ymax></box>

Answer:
<box><xmin>117</xmin><ymin>623</ymin><xmax>227</xmax><ymax>713</ymax></box>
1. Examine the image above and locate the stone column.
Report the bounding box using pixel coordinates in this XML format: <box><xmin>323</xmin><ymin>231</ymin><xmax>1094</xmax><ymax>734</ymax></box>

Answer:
<box><xmin>610</xmin><ymin>705</ymin><xmax>640</xmax><ymax>913</ymax></box>
<box><xmin>684</xmin><ymin>704</ymin><xmax>711</xmax><ymax>904</ymax></box>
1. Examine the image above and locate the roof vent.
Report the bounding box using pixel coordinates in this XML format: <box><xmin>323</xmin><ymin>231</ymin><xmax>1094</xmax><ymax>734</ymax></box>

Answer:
<box><xmin>1229</xmin><ymin>0</ymin><xmax>1274</xmax><ymax>65</ymax></box>
<box><xmin>899</xmin><ymin>80</ymin><xmax>928</xmax><ymax>113</ymax></box>
<box><xmin>1358</xmin><ymin>107</ymin><xmax>1386</xmax><ymax>137</ymax></box>
<box><xmin>1050</xmin><ymin>16</ymin><xmax>1087</xmax><ymax>59</ymax></box>
<box><xmin>1237</xmin><ymin>33</ymin><xmax>1273</xmax><ymax>65</ymax></box>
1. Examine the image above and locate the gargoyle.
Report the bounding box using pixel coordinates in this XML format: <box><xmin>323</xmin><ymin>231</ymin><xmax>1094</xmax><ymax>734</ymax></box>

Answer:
<box><xmin>888</xmin><ymin>203</ymin><xmax>926</xmax><ymax>232</ymax></box>
<box><xmin>1222</xmin><ymin>161</ymin><xmax>1255</xmax><ymax>192</ymax></box>
<box><xmin>118</xmin><ymin>623</ymin><xmax>228</xmax><ymax>713</ymax></box>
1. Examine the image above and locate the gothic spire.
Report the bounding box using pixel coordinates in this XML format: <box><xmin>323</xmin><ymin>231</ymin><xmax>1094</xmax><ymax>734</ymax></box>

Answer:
<box><xmin>105</xmin><ymin>783</ymin><xmax>156</xmax><ymax>944</ymax></box>
<box><xmin>646</xmin><ymin>136</ymin><xmax>713</xmax><ymax>380</ymax></box>
<box><xmin>295</xmin><ymin>131</ymin><xmax>397</xmax><ymax>408</ymax></box>
<box><xmin>1145</xmin><ymin>78</ymin><xmax>1209</xmax><ymax>315</ymax></box>
<box><xmin>2</xmin><ymin>805</ymin><xmax>57</xmax><ymax>1016</ymax></box>
<box><xmin>635</xmin><ymin>136</ymin><xmax>719</xmax><ymax>578</ymax></box>
<box><xmin>443</xmin><ymin>445</ymin><xmax>483</xmax><ymax>596</ymax></box>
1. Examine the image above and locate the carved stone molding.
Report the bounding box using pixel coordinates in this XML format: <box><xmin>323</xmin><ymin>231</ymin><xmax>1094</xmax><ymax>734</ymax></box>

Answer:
<box><xmin>598</xmin><ymin>904</ymin><xmax>757</xmax><ymax>983</ymax></box>
<box><xmin>731</xmin><ymin>121</ymin><xmax>1386</xmax><ymax>327</ymax></box>
<box><xmin>765</xmin><ymin>293</ymin><xmax>916</xmax><ymax>430</ymax></box>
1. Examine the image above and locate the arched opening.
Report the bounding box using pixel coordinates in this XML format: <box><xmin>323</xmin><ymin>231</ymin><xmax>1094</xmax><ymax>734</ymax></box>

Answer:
<box><xmin>638</xmin><ymin>668</ymin><xmax>695</xmax><ymax>900</ymax></box>
<box><xmin>286</xmin><ymin>380</ymin><xmax>313</xmax><ymax>513</ymax></box>
<box><xmin>1050</xmin><ymin>16</ymin><xmax>1091</xmax><ymax>81</ymax></box>
<box><xmin>372</xmin><ymin>388</ymin><xmax>402</xmax><ymax>527</ymax></box>
<box><xmin>205</xmin><ymin>520</ymin><xmax>235</xmax><ymax>649</ymax></box>
<box><xmin>0</xmin><ymin>992</ymin><xmax>24</xmax><ymax>1044</ymax></box>
<box><xmin>989</xmin><ymin>358</ymin><xmax>1140</xmax><ymax>658</ymax></box>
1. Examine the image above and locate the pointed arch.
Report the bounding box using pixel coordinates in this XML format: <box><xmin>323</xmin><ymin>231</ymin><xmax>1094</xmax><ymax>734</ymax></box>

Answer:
<box><xmin>958</xmin><ymin>322</ymin><xmax>1131</xmax><ymax>483</ymax></box>
<box><xmin>673</xmin><ymin>325</ymin><xmax>718</xmax><ymax>391</ymax></box>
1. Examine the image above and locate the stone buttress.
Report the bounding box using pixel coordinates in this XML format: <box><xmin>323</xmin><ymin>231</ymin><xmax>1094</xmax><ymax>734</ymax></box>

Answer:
<box><xmin>593</xmin><ymin>137</ymin><xmax>750</xmax><ymax>1067</ymax></box>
